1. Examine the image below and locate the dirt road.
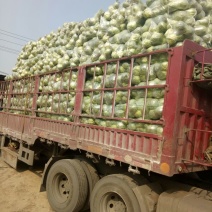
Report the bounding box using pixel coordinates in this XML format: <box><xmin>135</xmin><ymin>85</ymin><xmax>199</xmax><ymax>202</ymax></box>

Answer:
<box><xmin>0</xmin><ymin>157</ymin><xmax>53</xmax><ymax>212</ymax></box>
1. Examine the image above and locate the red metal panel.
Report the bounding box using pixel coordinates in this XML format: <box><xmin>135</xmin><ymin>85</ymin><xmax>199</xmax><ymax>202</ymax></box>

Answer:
<box><xmin>33</xmin><ymin>117</ymin><xmax>77</xmax><ymax>149</ymax></box>
<box><xmin>0</xmin><ymin>113</ymin><xmax>33</xmax><ymax>143</ymax></box>
<box><xmin>77</xmin><ymin>124</ymin><xmax>162</xmax><ymax>169</ymax></box>
<box><xmin>156</xmin><ymin>46</ymin><xmax>185</xmax><ymax>175</ymax></box>
<box><xmin>170</xmin><ymin>41</ymin><xmax>212</xmax><ymax>174</ymax></box>
<box><xmin>0</xmin><ymin>112</ymin><xmax>7</xmax><ymax>132</ymax></box>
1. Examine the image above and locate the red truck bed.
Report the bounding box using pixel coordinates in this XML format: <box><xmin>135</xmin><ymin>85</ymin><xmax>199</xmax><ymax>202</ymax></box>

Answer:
<box><xmin>0</xmin><ymin>40</ymin><xmax>212</xmax><ymax>176</ymax></box>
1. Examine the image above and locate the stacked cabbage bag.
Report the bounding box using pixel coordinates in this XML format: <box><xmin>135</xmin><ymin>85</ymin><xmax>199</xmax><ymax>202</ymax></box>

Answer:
<box><xmin>36</xmin><ymin>71</ymin><xmax>77</xmax><ymax>121</ymax></box>
<box><xmin>6</xmin><ymin>78</ymin><xmax>34</xmax><ymax>115</ymax></box>
<box><xmin>7</xmin><ymin>0</ymin><xmax>212</xmax><ymax>80</ymax></box>
<box><xmin>5</xmin><ymin>0</ymin><xmax>212</xmax><ymax>135</ymax></box>
<box><xmin>142</xmin><ymin>0</ymin><xmax>212</xmax><ymax>51</ymax></box>
<box><xmin>81</xmin><ymin>52</ymin><xmax>167</xmax><ymax>135</ymax></box>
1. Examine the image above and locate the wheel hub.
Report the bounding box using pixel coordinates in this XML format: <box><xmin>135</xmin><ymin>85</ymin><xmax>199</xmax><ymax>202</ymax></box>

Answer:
<box><xmin>58</xmin><ymin>176</ymin><xmax>70</xmax><ymax>198</ymax></box>
<box><xmin>103</xmin><ymin>193</ymin><xmax>127</xmax><ymax>212</ymax></box>
<box><xmin>53</xmin><ymin>173</ymin><xmax>72</xmax><ymax>203</ymax></box>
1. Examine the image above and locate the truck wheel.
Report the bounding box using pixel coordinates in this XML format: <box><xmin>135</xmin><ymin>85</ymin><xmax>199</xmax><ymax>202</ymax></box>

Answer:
<box><xmin>46</xmin><ymin>159</ymin><xmax>88</xmax><ymax>212</ymax></box>
<box><xmin>75</xmin><ymin>159</ymin><xmax>100</xmax><ymax>211</ymax></box>
<box><xmin>90</xmin><ymin>174</ymin><xmax>140</xmax><ymax>212</ymax></box>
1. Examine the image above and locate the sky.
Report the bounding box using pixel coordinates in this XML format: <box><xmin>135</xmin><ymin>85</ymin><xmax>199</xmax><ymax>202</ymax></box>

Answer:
<box><xmin>0</xmin><ymin>0</ymin><xmax>146</xmax><ymax>76</ymax></box>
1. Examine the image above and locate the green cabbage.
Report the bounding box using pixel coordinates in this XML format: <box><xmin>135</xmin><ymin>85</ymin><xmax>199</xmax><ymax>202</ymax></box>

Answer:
<box><xmin>115</xmin><ymin>104</ymin><xmax>126</xmax><ymax>118</ymax></box>
<box><xmin>116</xmin><ymin>91</ymin><xmax>128</xmax><ymax>104</ymax></box>
<box><xmin>103</xmin><ymin>104</ymin><xmax>112</xmax><ymax>117</ymax></box>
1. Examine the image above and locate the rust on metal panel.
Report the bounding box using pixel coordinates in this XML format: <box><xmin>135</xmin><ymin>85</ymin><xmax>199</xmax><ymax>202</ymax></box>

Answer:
<box><xmin>5</xmin><ymin>129</ymin><xmax>22</xmax><ymax>140</ymax></box>
<box><xmin>76</xmin><ymin>121</ymin><xmax>164</xmax><ymax>172</ymax></box>
<box><xmin>80</xmin><ymin>137</ymin><xmax>155</xmax><ymax>170</ymax></box>
<box><xmin>33</xmin><ymin>127</ymin><xmax>77</xmax><ymax>150</ymax></box>
<box><xmin>87</xmin><ymin>145</ymin><xmax>103</xmax><ymax>155</ymax></box>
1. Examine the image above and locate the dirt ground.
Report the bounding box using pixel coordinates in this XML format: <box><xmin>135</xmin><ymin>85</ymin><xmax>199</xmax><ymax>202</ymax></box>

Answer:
<box><xmin>0</xmin><ymin>157</ymin><xmax>53</xmax><ymax>212</ymax></box>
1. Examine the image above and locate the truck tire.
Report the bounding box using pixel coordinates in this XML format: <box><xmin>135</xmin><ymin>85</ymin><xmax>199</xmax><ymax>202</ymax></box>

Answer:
<box><xmin>46</xmin><ymin>159</ymin><xmax>88</xmax><ymax>212</ymax></box>
<box><xmin>90</xmin><ymin>174</ymin><xmax>140</xmax><ymax>212</ymax></box>
<box><xmin>74</xmin><ymin>159</ymin><xmax>100</xmax><ymax>211</ymax></box>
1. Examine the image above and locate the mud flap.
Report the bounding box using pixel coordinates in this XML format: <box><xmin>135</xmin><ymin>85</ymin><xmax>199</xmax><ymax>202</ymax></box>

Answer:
<box><xmin>1</xmin><ymin>147</ymin><xmax>18</xmax><ymax>169</ymax></box>
<box><xmin>40</xmin><ymin>156</ymin><xmax>65</xmax><ymax>192</ymax></box>
<box><xmin>133</xmin><ymin>182</ymin><xmax>163</xmax><ymax>212</ymax></box>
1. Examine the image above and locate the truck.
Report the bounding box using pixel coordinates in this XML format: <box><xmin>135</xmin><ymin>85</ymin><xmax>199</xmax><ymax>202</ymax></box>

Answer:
<box><xmin>0</xmin><ymin>40</ymin><xmax>212</xmax><ymax>212</ymax></box>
